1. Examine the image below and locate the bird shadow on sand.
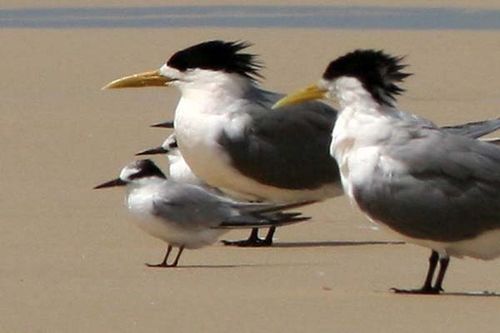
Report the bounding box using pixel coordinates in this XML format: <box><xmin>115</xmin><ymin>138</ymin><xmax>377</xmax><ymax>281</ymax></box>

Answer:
<box><xmin>270</xmin><ymin>240</ymin><xmax>405</xmax><ymax>248</ymax></box>
<box><xmin>387</xmin><ymin>290</ymin><xmax>500</xmax><ymax>298</ymax></box>
<box><xmin>148</xmin><ymin>263</ymin><xmax>280</xmax><ymax>269</ymax></box>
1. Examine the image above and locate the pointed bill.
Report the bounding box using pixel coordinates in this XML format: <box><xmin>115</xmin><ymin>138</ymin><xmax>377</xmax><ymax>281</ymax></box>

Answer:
<box><xmin>94</xmin><ymin>178</ymin><xmax>126</xmax><ymax>189</ymax></box>
<box><xmin>272</xmin><ymin>84</ymin><xmax>328</xmax><ymax>109</ymax></box>
<box><xmin>150</xmin><ymin>120</ymin><xmax>175</xmax><ymax>128</ymax></box>
<box><xmin>135</xmin><ymin>146</ymin><xmax>168</xmax><ymax>156</ymax></box>
<box><xmin>102</xmin><ymin>70</ymin><xmax>173</xmax><ymax>90</ymax></box>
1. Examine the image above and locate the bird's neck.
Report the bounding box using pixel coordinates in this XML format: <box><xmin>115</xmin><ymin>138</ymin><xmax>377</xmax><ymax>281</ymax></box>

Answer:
<box><xmin>331</xmin><ymin>88</ymin><xmax>402</xmax><ymax>160</ymax></box>
<box><xmin>176</xmin><ymin>73</ymin><xmax>262</xmax><ymax>115</ymax></box>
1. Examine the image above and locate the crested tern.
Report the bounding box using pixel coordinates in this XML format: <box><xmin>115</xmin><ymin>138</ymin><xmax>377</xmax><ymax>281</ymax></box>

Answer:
<box><xmin>274</xmin><ymin>49</ymin><xmax>500</xmax><ymax>294</ymax></box>
<box><xmin>103</xmin><ymin>41</ymin><xmax>341</xmax><ymax>247</ymax></box>
<box><xmin>94</xmin><ymin>159</ymin><xmax>312</xmax><ymax>267</ymax></box>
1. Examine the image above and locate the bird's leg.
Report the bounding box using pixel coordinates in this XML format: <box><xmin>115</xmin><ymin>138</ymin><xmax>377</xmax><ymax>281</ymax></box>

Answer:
<box><xmin>432</xmin><ymin>255</ymin><xmax>450</xmax><ymax>293</ymax></box>
<box><xmin>221</xmin><ymin>228</ymin><xmax>274</xmax><ymax>247</ymax></box>
<box><xmin>146</xmin><ymin>245</ymin><xmax>173</xmax><ymax>268</ymax></box>
<box><xmin>171</xmin><ymin>246</ymin><xmax>185</xmax><ymax>267</ymax></box>
<box><xmin>261</xmin><ymin>227</ymin><xmax>276</xmax><ymax>246</ymax></box>
<box><xmin>392</xmin><ymin>250</ymin><xmax>442</xmax><ymax>294</ymax></box>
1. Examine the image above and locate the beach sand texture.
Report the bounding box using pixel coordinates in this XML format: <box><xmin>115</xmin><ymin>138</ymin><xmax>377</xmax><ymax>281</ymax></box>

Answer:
<box><xmin>1</xmin><ymin>2</ymin><xmax>500</xmax><ymax>332</ymax></box>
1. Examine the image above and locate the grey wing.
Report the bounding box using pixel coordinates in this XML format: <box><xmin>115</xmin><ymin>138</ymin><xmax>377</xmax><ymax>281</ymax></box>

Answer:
<box><xmin>354</xmin><ymin>130</ymin><xmax>500</xmax><ymax>242</ymax></box>
<box><xmin>217</xmin><ymin>100</ymin><xmax>340</xmax><ymax>191</ymax></box>
<box><xmin>150</xmin><ymin>183</ymin><xmax>239</xmax><ymax>229</ymax></box>
<box><xmin>150</xmin><ymin>183</ymin><xmax>303</xmax><ymax>229</ymax></box>
<box><xmin>441</xmin><ymin>118</ymin><xmax>500</xmax><ymax>139</ymax></box>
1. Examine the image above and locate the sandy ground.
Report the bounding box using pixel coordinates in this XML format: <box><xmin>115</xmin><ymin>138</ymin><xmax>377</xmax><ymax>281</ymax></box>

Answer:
<box><xmin>1</xmin><ymin>2</ymin><xmax>500</xmax><ymax>332</ymax></box>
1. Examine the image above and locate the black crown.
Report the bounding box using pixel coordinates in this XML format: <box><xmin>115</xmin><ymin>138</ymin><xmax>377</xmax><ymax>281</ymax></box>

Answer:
<box><xmin>130</xmin><ymin>159</ymin><xmax>166</xmax><ymax>180</ymax></box>
<box><xmin>323</xmin><ymin>49</ymin><xmax>412</xmax><ymax>106</ymax></box>
<box><xmin>167</xmin><ymin>40</ymin><xmax>263</xmax><ymax>79</ymax></box>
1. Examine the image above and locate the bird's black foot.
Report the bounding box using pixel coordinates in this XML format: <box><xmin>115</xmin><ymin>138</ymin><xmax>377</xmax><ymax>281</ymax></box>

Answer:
<box><xmin>221</xmin><ymin>237</ymin><xmax>273</xmax><ymax>247</ymax></box>
<box><xmin>391</xmin><ymin>286</ymin><xmax>443</xmax><ymax>295</ymax></box>
<box><xmin>145</xmin><ymin>262</ymin><xmax>176</xmax><ymax>268</ymax></box>
<box><xmin>221</xmin><ymin>228</ymin><xmax>274</xmax><ymax>247</ymax></box>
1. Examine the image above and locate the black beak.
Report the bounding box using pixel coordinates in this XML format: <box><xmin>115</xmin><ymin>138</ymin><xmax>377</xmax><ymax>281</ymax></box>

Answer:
<box><xmin>94</xmin><ymin>178</ymin><xmax>127</xmax><ymax>189</ymax></box>
<box><xmin>135</xmin><ymin>146</ymin><xmax>168</xmax><ymax>156</ymax></box>
<box><xmin>150</xmin><ymin>120</ymin><xmax>174</xmax><ymax>129</ymax></box>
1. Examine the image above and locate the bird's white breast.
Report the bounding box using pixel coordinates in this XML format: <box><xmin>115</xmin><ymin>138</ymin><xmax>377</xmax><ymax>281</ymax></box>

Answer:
<box><xmin>331</xmin><ymin>105</ymin><xmax>395</xmax><ymax>199</ymax></box>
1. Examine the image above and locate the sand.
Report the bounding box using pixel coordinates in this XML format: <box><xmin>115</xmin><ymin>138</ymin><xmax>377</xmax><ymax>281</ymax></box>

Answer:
<box><xmin>1</xmin><ymin>2</ymin><xmax>500</xmax><ymax>332</ymax></box>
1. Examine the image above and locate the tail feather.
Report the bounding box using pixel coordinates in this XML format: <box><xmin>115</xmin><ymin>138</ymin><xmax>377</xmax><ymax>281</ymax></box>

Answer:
<box><xmin>442</xmin><ymin>118</ymin><xmax>500</xmax><ymax>139</ymax></box>
<box><xmin>239</xmin><ymin>200</ymin><xmax>317</xmax><ymax>215</ymax></box>
<box><xmin>213</xmin><ymin>215</ymin><xmax>311</xmax><ymax>229</ymax></box>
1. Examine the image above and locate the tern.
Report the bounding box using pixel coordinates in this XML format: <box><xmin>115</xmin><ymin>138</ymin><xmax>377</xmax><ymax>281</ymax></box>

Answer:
<box><xmin>136</xmin><ymin>133</ymin><xmax>203</xmax><ymax>186</ymax></box>
<box><xmin>103</xmin><ymin>40</ymin><xmax>342</xmax><ymax>247</ymax></box>
<box><xmin>94</xmin><ymin>159</ymin><xmax>312</xmax><ymax>267</ymax></box>
<box><xmin>274</xmin><ymin>49</ymin><xmax>500</xmax><ymax>294</ymax></box>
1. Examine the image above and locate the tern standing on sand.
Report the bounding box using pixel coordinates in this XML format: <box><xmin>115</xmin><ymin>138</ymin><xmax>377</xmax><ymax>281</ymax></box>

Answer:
<box><xmin>94</xmin><ymin>159</ymin><xmax>311</xmax><ymax>267</ymax></box>
<box><xmin>275</xmin><ymin>49</ymin><xmax>500</xmax><ymax>294</ymax></box>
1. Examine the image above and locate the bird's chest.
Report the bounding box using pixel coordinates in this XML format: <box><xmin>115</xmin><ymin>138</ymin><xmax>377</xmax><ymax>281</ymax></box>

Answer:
<box><xmin>174</xmin><ymin>100</ymin><xmax>235</xmax><ymax>186</ymax></box>
<box><xmin>331</xmin><ymin>113</ymin><xmax>391</xmax><ymax>198</ymax></box>
<box><xmin>126</xmin><ymin>188</ymin><xmax>157</xmax><ymax>219</ymax></box>
<box><xmin>126</xmin><ymin>188</ymin><xmax>173</xmax><ymax>239</ymax></box>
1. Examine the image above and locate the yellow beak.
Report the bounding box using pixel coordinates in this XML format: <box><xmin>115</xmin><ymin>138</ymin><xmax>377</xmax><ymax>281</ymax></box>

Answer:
<box><xmin>102</xmin><ymin>70</ymin><xmax>173</xmax><ymax>90</ymax></box>
<box><xmin>272</xmin><ymin>84</ymin><xmax>328</xmax><ymax>109</ymax></box>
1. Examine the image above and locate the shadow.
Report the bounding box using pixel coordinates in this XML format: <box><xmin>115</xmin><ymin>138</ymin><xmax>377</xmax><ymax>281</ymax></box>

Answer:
<box><xmin>386</xmin><ymin>290</ymin><xmax>500</xmax><ymax>298</ymax></box>
<box><xmin>271</xmin><ymin>240</ymin><xmax>405</xmax><ymax>248</ymax></box>
<box><xmin>144</xmin><ymin>263</ymin><xmax>272</xmax><ymax>269</ymax></box>
<box><xmin>440</xmin><ymin>291</ymin><xmax>500</xmax><ymax>297</ymax></box>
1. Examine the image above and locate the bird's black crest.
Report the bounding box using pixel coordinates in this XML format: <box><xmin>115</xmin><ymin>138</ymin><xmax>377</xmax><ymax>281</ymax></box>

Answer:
<box><xmin>130</xmin><ymin>159</ymin><xmax>166</xmax><ymax>180</ymax></box>
<box><xmin>167</xmin><ymin>40</ymin><xmax>263</xmax><ymax>79</ymax></box>
<box><xmin>323</xmin><ymin>49</ymin><xmax>412</xmax><ymax>106</ymax></box>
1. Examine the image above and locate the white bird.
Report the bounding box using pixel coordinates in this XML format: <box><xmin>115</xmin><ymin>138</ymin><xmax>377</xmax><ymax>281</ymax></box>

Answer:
<box><xmin>103</xmin><ymin>40</ymin><xmax>500</xmax><ymax>248</ymax></box>
<box><xmin>94</xmin><ymin>159</ymin><xmax>312</xmax><ymax>267</ymax></box>
<box><xmin>274</xmin><ymin>49</ymin><xmax>500</xmax><ymax>294</ymax></box>
<box><xmin>136</xmin><ymin>133</ymin><xmax>203</xmax><ymax>186</ymax></box>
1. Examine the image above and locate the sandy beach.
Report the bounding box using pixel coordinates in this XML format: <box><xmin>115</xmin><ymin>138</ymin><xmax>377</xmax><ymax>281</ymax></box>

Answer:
<box><xmin>1</xmin><ymin>1</ymin><xmax>500</xmax><ymax>332</ymax></box>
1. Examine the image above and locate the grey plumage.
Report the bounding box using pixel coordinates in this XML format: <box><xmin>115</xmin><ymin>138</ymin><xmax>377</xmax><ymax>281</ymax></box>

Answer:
<box><xmin>149</xmin><ymin>181</ymin><xmax>311</xmax><ymax>233</ymax></box>
<box><xmin>218</xmin><ymin>97</ymin><xmax>339</xmax><ymax>190</ymax></box>
<box><xmin>441</xmin><ymin>117</ymin><xmax>500</xmax><ymax>139</ymax></box>
<box><xmin>353</xmin><ymin>130</ymin><xmax>500</xmax><ymax>244</ymax></box>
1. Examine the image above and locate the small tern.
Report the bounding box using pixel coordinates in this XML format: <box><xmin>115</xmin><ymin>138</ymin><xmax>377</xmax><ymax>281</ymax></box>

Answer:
<box><xmin>94</xmin><ymin>159</ymin><xmax>312</xmax><ymax>267</ymax></box>
<box><xmin>103</xmin><ymin>40</ymin><xmax>341</xmax><ymax>247</ymax></box>
<box><xmin>274</xmin><ymin>49</ymin><xmax>500</xmax><ymax>294</ymax></box>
